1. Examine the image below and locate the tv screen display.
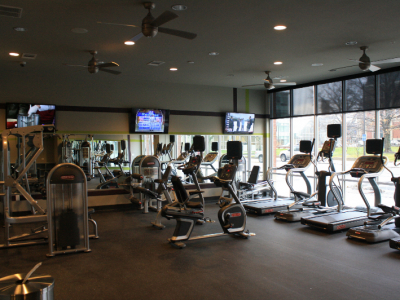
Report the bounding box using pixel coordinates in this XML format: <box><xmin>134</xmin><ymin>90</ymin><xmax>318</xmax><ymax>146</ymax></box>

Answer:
<box><xmin>224</xmin><ymin>112</ymin><xmax>255</xmax><ymax>134</ymax></box>
<box><xmin>6</xmin><ymin>103</ymin><xmax>56</xmax><ymax>129</ymax></box>
<box><xmin>130</xmin><ymin>108</ymin><xmax>170</xmax><ymax>134</ymax></box>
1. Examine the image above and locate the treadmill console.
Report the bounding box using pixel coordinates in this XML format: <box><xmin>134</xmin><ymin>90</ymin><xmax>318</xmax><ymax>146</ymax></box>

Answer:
<box><xmin>320</xmin><ymin>139</ymin><xmax>336</xmax><ymax>158</ymax></box>
<box><xmin>176</xmin><ymin>152</ymin><xmax>188</xmax><ymax>161</ymax></box>
<box><xmin>203</xmin><ymin>152</ymin><xmax>218</xmax><ymax>163</ymax></box>
<box><xmin>350</xmin><ymin>156</ymin><xmax>385</xmax><ymax>178</ymax></box>
<box><xmin>182</xmin><ymin>155</ymin><xmax>201</xmax><ymax>174</ymax></box>
<box><xmin>218</xmin><ymin>164</ymin><xmax>237</xmax><ymax>181</ymax></box>
<box><xmin>287</xmin><ymin>154</ymin><xmax>312</xmax><ymax>168</ymax></box>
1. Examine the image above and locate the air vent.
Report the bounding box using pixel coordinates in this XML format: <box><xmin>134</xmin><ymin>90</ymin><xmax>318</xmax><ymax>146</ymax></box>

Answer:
<box><xmin>0</xmin><ymin>5</ymin><xmax>23</xmax><ymax>18</ymax></box>
<box><xmin>147</xmin><ymin>61</ymin><xmax>165</xmax><ymax>66</ymax></box>
<box><xmin>22</xmin><ymin>53</ymin><xmax>37</xmax><ymax>60</ymax></box>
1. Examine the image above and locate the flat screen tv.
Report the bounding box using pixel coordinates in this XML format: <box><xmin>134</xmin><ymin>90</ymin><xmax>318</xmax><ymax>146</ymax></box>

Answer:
<box><xmin>129</xmin><ymin>108</ymin><xmax>170</xmax><ymax>134</ymax></box>
<box><xmin>6</xmin><ymin>103</ymin><xmax>56</xmax><ymax>129</ymax></box>
<box><xmin>224</xmin><ymin>112</ymin><xmax>255</xmax><ymax>134</ymax></box>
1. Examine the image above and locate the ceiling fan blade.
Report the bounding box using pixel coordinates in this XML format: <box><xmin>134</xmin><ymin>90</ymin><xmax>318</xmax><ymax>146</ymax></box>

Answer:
<box><xmin>128</xmin><ymin>32</ymin><xmax>144</xmax><ymax>42</ymax></box>
<box><xmin>62</xmin><ymin>63</ymin><xmax>88</xmax><ymax>68</ymax></box>
<box><xmin>98</xmin><ymin>62</ymin><xmax>119</xmax><ymax>68</ymax></box>
<box><xmin>241</xmin><ymin>84</ymin><xmax>264</xmax><ymax>87</ymax></box>
<box><xmin>158</xmin><ymin>27</ymin><xmax>197</xmax><ymax>39</ymax></box>
<box><xmin>329</xmin><ymin>65</ymin><xmax>358</xmax><ymax>71</ymax></box>
<box><xmin>97</xmin><ymin>21</ymin><xmax>138</xmax><ymax>27</ymax></box>
<box><xmin>99</xmin><ymin>68</ymin><xmax>121</xmax><ymax>75</ymax></box>
<box><xmin>371</xmin><ymin>57</ymin><xmax>400</xmax><ymax>65</ymax></box>
<box><xmin>151</xmin><ymin>10</ymin><xmax>178</xmax><ymax>27</ymax></box>
<box><xmin>368</xmin><ymin>65</ymin><xmax>381</xmax><ymax>72</ymax></box>
<box><xmin>274</xmin><ymin>82</ymin><xmax>296</xmax><ymax>86</ymax></box>
<box><xmin>348</xmin><ymin>59</ymin><xmax>364</xmax><ymax>63</ymax></box>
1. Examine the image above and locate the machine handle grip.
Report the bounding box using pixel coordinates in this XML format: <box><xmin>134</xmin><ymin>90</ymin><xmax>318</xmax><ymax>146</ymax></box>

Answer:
<box><xmin>131</xmin><ymin>173</ymin><xmax>144</xmax><ymax>181</ymax></box>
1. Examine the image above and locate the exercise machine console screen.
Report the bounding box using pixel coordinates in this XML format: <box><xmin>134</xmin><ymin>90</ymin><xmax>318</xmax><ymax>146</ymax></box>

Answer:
<box><xmin>224</xmin><ymin>112</ymin><xmax>255</xmax><ymax>134</ymax></box>
<box><xmin>129</xmin><ymin>108</ymin><xmax>170</xmax><ymax>134</ymax></box>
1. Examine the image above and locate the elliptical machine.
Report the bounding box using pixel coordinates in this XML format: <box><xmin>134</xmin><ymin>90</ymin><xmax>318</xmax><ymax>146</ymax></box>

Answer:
<box><xmin>346</xmin><ymin>143</ymin><xmax>400</xmax><ymax>243</ymax></box>
<box><xmin>275</xmin><ymin>124</ymin><xmax>342</xmax><ymax>222</ymax></box>
<box><xmin>162</xmin><ymin>138</ymin><xmax>255</xmax><ymax>248</ymax></box>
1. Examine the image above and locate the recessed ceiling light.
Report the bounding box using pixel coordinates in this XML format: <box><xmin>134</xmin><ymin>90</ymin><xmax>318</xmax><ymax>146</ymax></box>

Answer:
<box><xmin>274</xmin><ymin>25</ymin><xmax>287</xmax><ymax>30</ymax></box>
<box><xmin>187</xmin><ymin>61</ymin><xmax>194</xmax><ymax>64</ymax></box>
<box><xmin>170</xmin><ymin>67</ymin><xmax>178</xmax><ymax>71</ymax></box>
<box><xmin>171</xmin><ymin>4</ymin><xmax>187</xmax><ymax>11</ymax></box>
<box><xmin>147</xmin><ymin>61</ymin><xmax>165</xmax><ymax>66</ymax></box>
<box><xmin>280</xmin><ymin>79</ymin><xmax>287</xmax><ymax>82</ymax></box>
<box><xmin>13</xmin><ymin>27</ymin><xmax>26</xmax><ymax>32</ymax></box>
<box><xmin>124</xmin><ymin>41</ymin><xmax>135</xmax><ymax>45</ymax></box>
<box><xmin>274</xmin><ymin>61</ymin><xmax>283</xmax><ymax>65</ymax></box>
<box><xmin>9</xmin><ymin>52</ymin><xmax>19</xmax><ymax>56</ymax></box>
<box><xmin>312</xmin><ymin>63</ymin><xmax>323</xmax><ymax>67</ymax></box>
<box><xmin>345</xmin><ymin>41</ymin><xmax>357</xmax><ymax>46</ymax></box>
<box><xmin>209</xmin><ymin>52</ymin><xmax>219</xmax><ymax>56</ymax></box>
<box><xmin>71</xmin><ymin>28</ymin><xmax>88</xmax><ymax>34</ymax></box>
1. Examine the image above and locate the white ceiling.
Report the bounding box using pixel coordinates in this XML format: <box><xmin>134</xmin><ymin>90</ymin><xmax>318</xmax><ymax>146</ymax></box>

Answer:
<box><xmin>2</xmin><ymin>0</ymin><xmax>400</xmax><ymax>90</ymax></box>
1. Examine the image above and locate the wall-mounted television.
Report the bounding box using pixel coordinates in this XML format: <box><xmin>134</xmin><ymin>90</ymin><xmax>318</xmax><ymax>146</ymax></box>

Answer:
<box><xmin>129</xmin><ymin>108</ymin><xmax>170</xmax><ymax>134</ymax></box>
<box><xmin>6</xmin><ymin>103</ymin><xmax>56</xmax><ymax>129</ymax></box>
<box><xmin>224</xmin><ymin>112</ymin><xmax>255</xmax><ymax>134</ymax></box>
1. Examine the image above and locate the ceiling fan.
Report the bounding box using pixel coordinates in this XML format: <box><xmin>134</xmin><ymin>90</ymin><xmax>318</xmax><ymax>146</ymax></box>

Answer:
<box><xmin>63</xmin><ymin>51</ymin><xmax>121</xmax><ymax>75</ymax></box>
<box><xmin>242</xmin><ymin>71</ymin><xmax>296</xmax><ymax>90</ymax></box>
<box><xmin>98</xmin><ymin>2</ymin><xmax>197</xmax><ymax>44</ymax></box>
<box><xmin>330</xmin><ymin>46</ymin><xmax>400</xmax><ymax>72</ymax></box>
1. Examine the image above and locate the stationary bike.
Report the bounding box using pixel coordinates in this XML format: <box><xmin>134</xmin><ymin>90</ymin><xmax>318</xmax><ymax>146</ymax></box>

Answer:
<box><xmin>162</xmin><ymin>138</ymin><xmax>255</xmax><ymax>248</ymax></box>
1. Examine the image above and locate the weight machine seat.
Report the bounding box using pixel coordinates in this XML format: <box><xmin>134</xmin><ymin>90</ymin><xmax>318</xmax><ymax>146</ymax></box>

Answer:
<box><xmin>170</xmin><ymin>176</ymin><xmax>204</xmax><ymax>210</ymax></box>
<box><xmin>161</xmin><ymin>206</ymin><xmax>204</xmax><ymax>219</ymax></box>
<box><xmin>132</xmin><ymin>186</ymin><xmax>161</xmax><ymax>200</ymax></box>
<box><xmin>186</xmin><ymin>201</ymin><xmax>203</xmax><ymax>209</ymax></box>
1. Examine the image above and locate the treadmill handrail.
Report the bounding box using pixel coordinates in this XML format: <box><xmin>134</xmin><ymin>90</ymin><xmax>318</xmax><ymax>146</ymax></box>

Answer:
<box><xmin>329</xmin><ymin>170</ymin><xmax>351</xmax><ymax>212</ymax></box>
<box><xmin>357</xmin><ymin>158</ymin><xmax>388</xmax><ymax>216</ymax></box>
<box><xmin>329</xmin><ymin>156</ymin><xmax>388</xmax><ymax>212</ymax></box>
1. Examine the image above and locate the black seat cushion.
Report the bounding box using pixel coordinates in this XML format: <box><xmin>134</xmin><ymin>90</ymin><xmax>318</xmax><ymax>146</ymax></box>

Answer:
<box><xmin>186</xmin><ymin>201</ymin><xmax>203</xmax><ymax>209</ymax></box>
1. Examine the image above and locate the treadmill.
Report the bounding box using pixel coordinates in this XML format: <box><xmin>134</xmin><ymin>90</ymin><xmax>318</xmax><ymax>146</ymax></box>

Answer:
<box><xmin>346</xmin><ymin>144</ymin><xmax>400</xmax><ymax>243</ymax></box>
<box><xmin>243</xmin><ymin>140</ymin><xmax>314</xmax><ymax>215</ymax></box>
<box><xmin>275</xmin><ymin>124</ymin><xmax>342</xmax><ymax>222</ymax></box>
<box><xmin>301</xmin><ymin>138</ymin><xmax>387</xmax><ymax>232</ymax></box>
<box><xmin>200</xmin><ymin>142</ymin><xmax>219</xmax><ymax>175</ymax></box>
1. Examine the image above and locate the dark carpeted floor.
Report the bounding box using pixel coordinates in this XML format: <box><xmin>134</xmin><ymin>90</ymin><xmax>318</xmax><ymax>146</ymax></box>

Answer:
<box><xmin>1</xmin><ymin>204</ymin><xmax>400</xmax><ymax>300</ymax></box>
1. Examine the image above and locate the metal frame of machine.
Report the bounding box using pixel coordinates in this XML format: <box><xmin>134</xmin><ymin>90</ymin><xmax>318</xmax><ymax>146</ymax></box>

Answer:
<box><xmin>0</xmin><ymin>125</ymin><xmax>53</xmax><ymax>248</ymax></box>
<box><xmin>242</xmin><ymin>140</ymin><xmax>314</xmax><ymax>215</ymax></box>
<box><xmin>301</xmin><ymin>139</ymin><xmax>387</xmax><ymax>232</ymax></box>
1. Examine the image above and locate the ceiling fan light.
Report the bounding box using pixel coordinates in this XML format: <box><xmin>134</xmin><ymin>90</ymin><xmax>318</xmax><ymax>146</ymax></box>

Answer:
<box><xmin>124</xmin><ymin>41</ymin><xmax>135</xmax><ymax>45</ymax></box>
<box><xmin>171</xmin><ymin>4</ymin><xmax>187</xmax><ymax>11</ymax></box>
<box><xmin>274</xmin><ymin>25</ymin><xmax>287</xmax><ymax>30</ymax></box>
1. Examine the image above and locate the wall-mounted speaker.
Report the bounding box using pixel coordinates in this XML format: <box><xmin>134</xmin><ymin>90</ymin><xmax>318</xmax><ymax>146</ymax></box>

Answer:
<box><xmin>193</xmin><ymin>135</ymin><xmax>205</xmax><ymax>152</ymax></box>
<box><xmin>327</xmin><ymin>124</ymin><xmax>342</xmax><ymax>139</ymax></box>
<box><xmin>227</xmin><ymin>141</ymin><xmax>242</xmax><ymax>158</ymax></box>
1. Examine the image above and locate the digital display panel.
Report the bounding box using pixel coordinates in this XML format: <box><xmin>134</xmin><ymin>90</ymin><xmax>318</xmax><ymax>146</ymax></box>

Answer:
<box><xmin>129</xmin><ymin>109</ymin><xmax>170</xmax><ymax>134</ymax></box>
<box><xmin>224</xmin><ymin>112</ymin><xmax>255</xmax><ymax>134</ymax></box>
<box><xmin>6</xmin><ymin>103</ymin><xmax>56</xmax><ymax>129</ymax></box>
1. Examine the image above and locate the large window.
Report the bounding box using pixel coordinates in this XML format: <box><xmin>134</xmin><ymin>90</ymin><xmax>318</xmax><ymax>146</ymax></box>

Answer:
<box><xmin>271</xmin><ymin>91</ymin><xmax>290</xmax><ymax>118</ymax></box>
<box><xmin>317</xmin><ymin>82</ymin><xmax>342</xmax><ymax>114</ymax></box>
<box><xmin>269</xmin><ymin>69</ymin><xmax>400</xmax><ymax>208</ymax></box>
<box><xmin>345</xmin><ymin>76</ymin><xmax>375</xmax><ymax>112</ymax></box>
<box><xmin>379</xmin><ymin>71</ymin><xmax>400</xmax><ymax>109</ymax></box>
<box><xmin>379</xmin><ymin>108</ymin><xmax>400</xmax><ymax>206</ymax></box>
<box><xmin>293</xmin><ymin>86</ymin><xmax>314</xmax><ymax>116</ymax></box>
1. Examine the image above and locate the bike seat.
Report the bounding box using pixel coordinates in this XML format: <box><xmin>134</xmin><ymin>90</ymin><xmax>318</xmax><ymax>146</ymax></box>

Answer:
<box><xmin>186</xmin><ymin>201</ymin><xmax>203</xmax><ymax>209</ymax></box>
